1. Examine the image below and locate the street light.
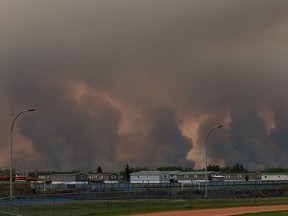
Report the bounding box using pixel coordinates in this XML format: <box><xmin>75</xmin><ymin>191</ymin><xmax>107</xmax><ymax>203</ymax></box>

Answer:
<box><xmin>205</xmin><ymin>125</ymin><xmax>223</xmax><ymax>199</ymax></box>
<box><xmin>10</xmin><ymin>108</ymin><xmax>35</xmax><ymax>199</ymax></box>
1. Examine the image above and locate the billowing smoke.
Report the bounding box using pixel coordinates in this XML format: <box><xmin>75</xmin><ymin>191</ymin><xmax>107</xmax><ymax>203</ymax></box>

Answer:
<box><xmin>119</xmin><ymin>106</ymin><xmax>194</xmax><ymax>168</ymax></box>
<box><xmin>1</xmin><ymin>0</ymin><xmax>288</xmax><ymax>171</ymax></box>
<box><xmin>19</xmin><ymin>87</ymin><xmax>122</xmax><ymax>171</ymax></box>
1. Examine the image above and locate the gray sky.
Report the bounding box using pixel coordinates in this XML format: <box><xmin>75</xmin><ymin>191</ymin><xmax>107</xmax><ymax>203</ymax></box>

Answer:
<box><xmin>1</xmin><ymin>0</ymin><xmax>288</xmax><ymax>172</ymax></box>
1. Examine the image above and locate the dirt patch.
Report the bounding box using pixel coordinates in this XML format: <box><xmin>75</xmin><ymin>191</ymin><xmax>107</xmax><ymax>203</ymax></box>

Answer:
<box><xmin>0</xmin><ymin>182</ymin><xmax>37</xmax><ymax>198</ymax></box>
<box><xmin>132</xmin><ymin>205</ymin><xmax>288</xmax><ymax>216</ymax></box>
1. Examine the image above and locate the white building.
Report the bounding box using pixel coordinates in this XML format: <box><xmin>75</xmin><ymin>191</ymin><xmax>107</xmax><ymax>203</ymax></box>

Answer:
<box><xmin>130</xmin><ymin>171</ymin><xmax>171</xmax><ymax>183</ymax></box>
<box><xmin>261</xmin><ymin>173</ymin><xmax>288</xmax><ymax>181</ymax></box>
<box><xmin>168</xmin><ymin>171</ymin><xmax>181</xmax><ymax>182</ymax></box>
<box><xmin>176</xmin><ymin>171</ymin><xmax>216</xmax><ymax>183</ymax></box>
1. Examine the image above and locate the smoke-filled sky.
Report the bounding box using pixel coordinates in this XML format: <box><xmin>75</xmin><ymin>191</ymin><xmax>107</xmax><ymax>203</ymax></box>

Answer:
<box><xmin>1</xmin><ymin>0</ymin><xmax>288</xmax><ymax>172</ymax></box>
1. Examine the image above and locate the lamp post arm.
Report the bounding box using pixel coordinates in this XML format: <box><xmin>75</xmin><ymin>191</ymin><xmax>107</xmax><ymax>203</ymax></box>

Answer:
<box><xmin>205</xmin><ymin>126</ymin><xmax>222</xmax><ymax>171</ymax></box>
<box><xmin>205</xmin><ymin>128</ymin><xmax>216</xmax><ymax>149</ymax></box>
<box><xmin>205</xmin><ymin>125</ymin><xmax>223</xmax><ymax>199</ymax></box>
<box><xmin>206</xmin><ymin>125</ymin><xmax>223</xmax><ymax>148</ymax></box>
<box><xmin>9</xmin><ymin>108</ymin><xmax>35</xmax><ymax>199</ymax></box>
<box><xmin>10</xmin><ymin>109</ymin><xmax>35</xmax><ymax>133</ymax></box>
<box><xmin>11</xmin><ymin>110</ymin><xmax>29</xmax><ymax>132</ymax></box>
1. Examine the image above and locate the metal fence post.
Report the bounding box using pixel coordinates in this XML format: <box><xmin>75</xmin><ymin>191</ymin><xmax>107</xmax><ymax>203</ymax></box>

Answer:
<box><xmin>107</xmin><ymin>199</ymin><xmax>110</xmax><ymax>213</ymax></box>
<box><xmin>254</xmin><ymin>181</ymin><xmax>257</xmax><ymax>205</ymax></box>
<box><xmin>70</xmin><ymin>199</ymin><xmax>73</xmax><ymax>216</ymax></box>
<box><xmin>18</xmin><ymin>199</ymin><xmax>21</xmax><ymax>215</ymax></box>
<box><xmin>233</xmin><ymin>181</ymin><xmax>236</xmax><ymax>198</ymax></box>
<box><xmin>190</xmin><ymin>181</ymin><xmax>193</xmax><ymax>199</ymax></box>
<box><xmin>127</xmin><ymin>182</ymin><xmax>131</xmax><ymax>201</ymax></box>
<box><xmin>53</xmin><ymin>200</ymin><xmax>56</xmax><ymax>216</ymax></box>
<box><xmin>169</xmin><ymin>182</ymin><xmax>172</xmax><ymax>200</ymax></box>
<box><xmin>147</xmin><ymin>181</ymin><xmax>149</xmax><ymax>201</ymax></box>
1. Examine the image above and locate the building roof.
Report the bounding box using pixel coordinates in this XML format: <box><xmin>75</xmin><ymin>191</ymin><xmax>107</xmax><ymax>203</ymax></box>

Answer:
<box><xmin>261</xmin><ymin>173</ymin><xmax>288</xmax><ymax>175</ymax></box>
<box><xmin>50</xmin><ymin>172</ymin><xmax>88</xmax><ymax>176</ymax></box>
<box><xmin>178</xmin><ymin>171</ymin><xmax>216</xmax><ymax>175</ymax></box>
<box><xmin>168</xmin><ymin>171</ymin><xmax>181</xmax><ymax>175</ymax></box>
<box><xmin>130</xmin><ymin>171</ymin><xmax>169</xmax><ymax>176</ymax></box>
<box><xmin>89</xmin><ymin>172</ymin><xmax>119</xmax><ymax>176</ymax></box>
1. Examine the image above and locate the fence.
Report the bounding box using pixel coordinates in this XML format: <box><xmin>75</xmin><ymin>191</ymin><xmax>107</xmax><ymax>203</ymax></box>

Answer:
<box><xmin>1</xmin><ymin>180</ymin><xmax>288</xmax><ymax>215</ymax></box>
<box><xmin>49</xmin><ymin>180</ymin><xmax>288</xmax><ymax>199</ymax></box>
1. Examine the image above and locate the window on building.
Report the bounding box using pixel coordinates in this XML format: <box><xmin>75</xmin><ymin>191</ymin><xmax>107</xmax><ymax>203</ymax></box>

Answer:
<box><xmin>184</xmin><ymin>175</ymin><xmax>188</xmax><ymax>178</ymax></box>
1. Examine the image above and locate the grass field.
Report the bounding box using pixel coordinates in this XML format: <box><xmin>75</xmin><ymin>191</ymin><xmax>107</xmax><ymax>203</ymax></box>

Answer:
<box><xmin>1</xmin><ymin>197</ymin><xmax>288</xmax><ymax>216</ymax></box>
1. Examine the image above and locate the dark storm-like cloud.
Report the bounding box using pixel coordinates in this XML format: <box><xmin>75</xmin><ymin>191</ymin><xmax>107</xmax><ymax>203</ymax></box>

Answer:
<box><xmin>18</xmin><ymin>84</ymin><xmax>121</xmax><ymax>171</ymax></box>
<box><xmin>200</xmin><ymin>109</ymin><xmax>272</xmax><ymax>170</ymax></box>
<box><xmin>199</xmin><ymin>106</ymin><xmax>288</xmax><ymax>170</ymax></box>
<box><xmin>145</xmin><ymin>106</ymin><xmax>194</xmax><ymax>167</ymax></box>
<box><xmin>118</xmin><ymin>106</ymin><xmax>194</xmax><ymax>168</ymax></box>
<box><xmin>1</xmin><ymin>1</ymin><xmax>288</xmax><ymax>170</ymax></box>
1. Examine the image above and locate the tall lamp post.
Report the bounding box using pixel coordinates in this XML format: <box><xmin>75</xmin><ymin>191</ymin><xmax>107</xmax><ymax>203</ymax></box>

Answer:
<box><xmin>205</xmin><ymin>125</ymin><xmax>223</xmax><ymax>199</ymax></box>
<box><xmin>10</xmin><ymin>108</ymin><xmax>35</xmax><ymax>199</ymax></box>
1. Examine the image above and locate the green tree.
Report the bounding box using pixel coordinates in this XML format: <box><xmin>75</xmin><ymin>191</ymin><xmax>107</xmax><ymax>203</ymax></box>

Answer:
<box><xmin>183</xmin><ymin>167</ymin><xmax>194</xmax><ymax>172</ymax></box>
<box><xmin>157</xmin><ymin>166</ymin><xmax>183</xmax><ymax>171</ymax></box>
<box><xmin>129</xmin><ymin>166</ymin><xmax>149</xmax><ymax>173</ymax></box>
<box><xmin>120</xmin><ymin>166</ymin><xmax>148</xmax><ymax>179</ymax></box>
<box><xmin>220</xmin><ymin>166</ymin><xmax>231</xmax><ymax>172</ymax></box>
<box><xmin>125</xmin><ymin>164</ymin><xmax>130</xmax><ymax>181</ymax></box>
<box><xmin>97</xmin><ymin>166</ymin><xmax>103</xmax><ymax>173</ymax></box>
<box><xmin>207</xmin><ymin>164</ymin><xmax>220</xmax><ymax>172</ymax></box>
<box><xmin>263</xmin><ymin>168</ymin><xmax>288</xmax><ymax>173</ymax></box>
<box><xmin>231</xmin><ymin>163</ymin><xmax>247</xmax><ymax>172</ymax></box>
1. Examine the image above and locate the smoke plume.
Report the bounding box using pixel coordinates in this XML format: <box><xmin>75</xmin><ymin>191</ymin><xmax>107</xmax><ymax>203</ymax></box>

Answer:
<box><xmin>1</xmin><ymin>0</ymin><xmax>288</xmax><ymax>171</ymax></box>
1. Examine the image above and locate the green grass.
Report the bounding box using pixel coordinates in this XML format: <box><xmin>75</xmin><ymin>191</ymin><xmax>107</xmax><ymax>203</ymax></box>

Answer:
<box><xmin>1</xmin><ymin>197</ymin><xmax>288</xmax><ymax>216</ymax></box>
